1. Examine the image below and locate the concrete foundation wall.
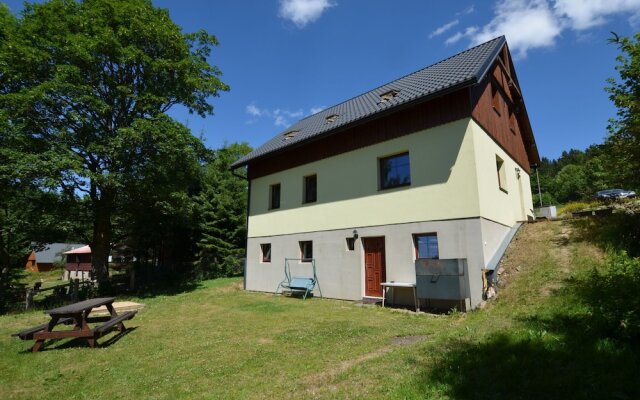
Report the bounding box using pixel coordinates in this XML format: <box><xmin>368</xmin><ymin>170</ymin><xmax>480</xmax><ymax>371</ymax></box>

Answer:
<box><xmin>246</xmin><ymin>217</ymin><xmax>511</xmax><ymax>309</ymax></box>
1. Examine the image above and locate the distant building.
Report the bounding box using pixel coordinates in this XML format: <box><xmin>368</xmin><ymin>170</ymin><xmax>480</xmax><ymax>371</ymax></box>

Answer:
<box><xmin>63</xmin><ymin>245</ymin><xmax>92</xmax><ymax>281</ymax></box>
<box><xmin>25</xmin><ymin>243</ymin><xmax>86</xmax><ymax>272</ymax></box>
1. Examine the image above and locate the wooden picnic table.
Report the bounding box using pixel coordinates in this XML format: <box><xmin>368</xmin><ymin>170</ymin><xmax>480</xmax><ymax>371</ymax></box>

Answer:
<box><xmin>12</xmin><ymin>297</ymin><xmax>137</xmax><ymax>352</ymax></box>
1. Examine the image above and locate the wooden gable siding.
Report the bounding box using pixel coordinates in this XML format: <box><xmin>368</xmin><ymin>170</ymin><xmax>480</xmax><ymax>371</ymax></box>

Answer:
<box><xmin>470</xmin><ymin>47</ymin><xmax>538</xmax><ymax>173</ymax></box>
<box><xmin>247</xmin><ymin>89</ymin><xmax>472</xmax><ymax>180</ymax></box>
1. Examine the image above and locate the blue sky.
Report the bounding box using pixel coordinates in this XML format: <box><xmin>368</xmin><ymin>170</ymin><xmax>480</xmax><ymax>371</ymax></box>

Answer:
<box><xmin>3</xmin><ymin>0</ymin><xmax>640</xmax><ymax>160</ymax></box>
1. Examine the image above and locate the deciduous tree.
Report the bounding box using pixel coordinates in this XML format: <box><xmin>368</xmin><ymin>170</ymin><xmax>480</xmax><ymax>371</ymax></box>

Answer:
<box><xmin>607</xmin><ymin>32</ymin><xmax>640</xmax><ymax>189</ymax></box>
<box><xmin>0</xmin><ymin>0</ymin><xmax>228</xmax><ymax>284</ymax></box>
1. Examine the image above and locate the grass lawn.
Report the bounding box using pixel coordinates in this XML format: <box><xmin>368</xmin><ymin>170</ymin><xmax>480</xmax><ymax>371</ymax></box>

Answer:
<box><xmin>1</xmin><ymin>220</ymin><xmax>638</xmax><ymax>399</ymax></box>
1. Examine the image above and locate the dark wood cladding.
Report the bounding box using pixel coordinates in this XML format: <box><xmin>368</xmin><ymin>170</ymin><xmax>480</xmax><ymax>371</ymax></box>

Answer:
<box><xmin>248</xmin><ymin>90</ymin><xmax>472</xmax><ymax>180</ymax></box>
<box><xmin>247</xmin><ymin>43</ymin><xmax>539</xmax><ymax>179</ymax></box>
<box><xmin>471</xmin><ymin>48</ymin><xmax>539</xmax><ymax>173</ymax></box>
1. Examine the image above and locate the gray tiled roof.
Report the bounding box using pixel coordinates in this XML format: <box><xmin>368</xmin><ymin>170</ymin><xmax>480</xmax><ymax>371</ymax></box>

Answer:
<box><xmin>232</xmin><ymin>36</ymin><xmax>506</xmax><ymax>169</ymax></box>
<box><xmin>34</xmin><ymin>243</ymin><xmax>86</xmax><ymax>264</ymax></box>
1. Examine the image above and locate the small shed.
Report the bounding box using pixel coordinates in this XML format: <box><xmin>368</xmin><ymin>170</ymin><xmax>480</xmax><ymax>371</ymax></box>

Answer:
<box><xmin>25</xmin><ymin>243</ymin><xmax>86</xmax><ymax>272</ymax></box>
<box><xmin>63</xmin><ymin>245</ymin><xmax>92</xmax><ymax>281</ymax></box>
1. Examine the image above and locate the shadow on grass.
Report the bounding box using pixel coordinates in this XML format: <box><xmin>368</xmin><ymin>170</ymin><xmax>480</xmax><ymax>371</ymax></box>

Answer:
<box><xmin>419</xmin><ymin>326</ymin><xmax>639</xmax><ymax>400</ymax></box>
<box><xmin>19</xmin><ymin>327</ymin><xmax>138</xmax><ymax>353</ymax></box>
<box><xmin>569</xmin><ymin>213</ymin><xmax>640</xmax><ymax>256</ymax></box>
<box><xmin>414</xmin><ymin>267</ymin><xmax>640</xmax><ymax>399</ymax></box>
<box><xmin>96</xmin><ymin>272</ymin><xmax>204</xmax><ymax>299</ymax></box>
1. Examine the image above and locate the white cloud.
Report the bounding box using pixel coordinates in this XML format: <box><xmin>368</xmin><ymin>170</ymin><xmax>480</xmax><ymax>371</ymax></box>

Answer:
<box><xmin>444</xmin><ymin>0</ymin><xmax>640</xmax><ymax>59</ymax></box>
<box><xmin>554</xmin><ymin>0</ymin><xmax>640</xmax><ymax>30</ymax></box>
<box><xmin>446</xmin><ymin>27</ymin><xmax>477</xmax><ymax>46</ymax></box>
<box><xmin>246</xmin><ymin>103</ymin><xmax>308</xmax><ymax>128</ymax></box>
<box><xmin>273</xmin><ymin>109</ymin><xmax>304</xmax><ymax>127</ymax></box>
<box><xmin>472</xmin><ymin>0</ymin><xmax>561</xmax><ymax>58</ymax></box>
<box><xmin>457</xmin><ymin>4</ymin><xmax>475</xmax><ymax>16</ymax></box>
<box><xmin>246</xmin><ymin>104</ymin><xmax>263</xmax><ymax>117</ymax></box>
<box><xmin>430</xmin><ymin>19</ymin><xmax>459</xmax><ymax>38</ymax></box>
<box><xmin>279</xmin><ymin>0</ymin><xmax>335</xmax><ymax>28</ymax></box>
<box><xmin>310</xmin><ymin>106</ymin><xmax>325</xmax><ymax>114</ymax></box>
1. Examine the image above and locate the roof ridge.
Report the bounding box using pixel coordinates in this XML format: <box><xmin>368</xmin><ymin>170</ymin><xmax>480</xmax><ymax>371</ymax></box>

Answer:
<box><xmin>232</xmin><ymin>35</ymin><xmax>507</xmax><ymax>169</ymax></box>
<box><xmin>293</xmin><ymin>36</ymin><xmax>505</xmax><ymax>124</ymax></box>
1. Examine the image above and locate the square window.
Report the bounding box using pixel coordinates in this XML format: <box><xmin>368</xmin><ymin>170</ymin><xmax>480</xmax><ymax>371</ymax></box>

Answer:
<box><xmin>414</xmin><ymin>233</ymin><xmax>439</xmax><ymax>259</ymax></box>
<box><xmin>303</xmin><ymin>174</ymin><xmax>317</xmax><ymax>203</ymax></box>
<box><xmin>260</xmin><ymin>243</ymin><xmax>271</xmax><ymax>263</ymax></box>
<box><xmin>379</xmin><ymin>152</ymin><xmax>410</xmax><ymax>190</ymax></box>
<box><xmin>496</xmin><ymin>155</ymin><xmax>508</xmax><ymax>192</ymax></box>
<box><xmin>346</xmin><ymin>237</ymin><xmax>355</xmax><ymax>251</ymax></box>
<box><xmin>269</xmin><ymin>183</ymin><xmax>281</xmax><ymax>209</ymax></box>
<box><xmin>299</xmin><ymin>241</ymin><xmax>313</xmax><ymax>262</ymax></box>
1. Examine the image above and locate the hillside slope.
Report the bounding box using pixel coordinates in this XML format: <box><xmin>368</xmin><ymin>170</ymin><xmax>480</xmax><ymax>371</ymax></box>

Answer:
<box><xmin>1</xmin><ymin>220</ymin><xmax>638</xmax><ymax>400</ymax></box>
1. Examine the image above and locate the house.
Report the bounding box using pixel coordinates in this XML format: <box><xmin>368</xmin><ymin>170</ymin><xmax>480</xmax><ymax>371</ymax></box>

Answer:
<box><xmin>63</xmin><ymin>245</ymin><xmax>92</xmax><ymax>281</ymax></box>
<box><xmin>25</xmin><ymin>243</ymin><xmax>86</xmax><ymax>272</ymax></box>
<box><xmin>231</xmin><ymin>36</ymin><xmax>539</xmax><ymax>310</ymax></box>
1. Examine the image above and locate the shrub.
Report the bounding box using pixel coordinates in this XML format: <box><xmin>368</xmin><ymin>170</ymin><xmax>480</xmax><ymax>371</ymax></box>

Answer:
<box><xmin>577</xmin><ymin>252</ymin><xmax>640</xmax><ymax>341</ymax></box>
<box><xmin>557</xmin><ymin>201</ymin><xmax>599</xmax><ymax>217</ymax></box>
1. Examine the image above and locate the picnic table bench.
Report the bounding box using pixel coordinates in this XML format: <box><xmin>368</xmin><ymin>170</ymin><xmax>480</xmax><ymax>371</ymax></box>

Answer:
<box><xmin>12</xmin><ymin>297</ymin><xmax>136</xmax><ymax>352</ymax></box>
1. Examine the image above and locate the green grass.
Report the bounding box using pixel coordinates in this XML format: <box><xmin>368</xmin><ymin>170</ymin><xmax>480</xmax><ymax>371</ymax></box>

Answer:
<box><xmin>1</xmin><ymin>220</ymin><xmax>639</xmax><ymax>399</ymax></box>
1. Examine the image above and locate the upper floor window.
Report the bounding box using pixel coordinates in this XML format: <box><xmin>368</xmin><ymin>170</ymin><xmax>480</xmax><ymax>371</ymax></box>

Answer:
<box><xmin>269</xmin><ymin>183</ymin><xmax>281</xmax><ymax>209</ymax></box>
<box><xmin>303</xmin><ymin>174</ymin><xmax>317</xmax><ymax>203</ymax></box>
<box><xmin>414</xmin><ymin>233</ymin><xmax>439</xmax><ymax>259</ymax></box>
<box><xmin>379</xmin><ymin>152</ymin><xmax>411</xmax><ymax>190</ymax></box>
<box><xmin>496</xmin><ymin>155</ymin><xmax>508</xmax><ymax>192</ymax></box>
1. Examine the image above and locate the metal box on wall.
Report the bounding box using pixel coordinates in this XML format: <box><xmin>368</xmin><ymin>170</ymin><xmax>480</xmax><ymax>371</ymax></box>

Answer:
<box><xmin>415</xmin><ymin>258</ymin><xmax>470</xmax><ymax>304</ymax></box>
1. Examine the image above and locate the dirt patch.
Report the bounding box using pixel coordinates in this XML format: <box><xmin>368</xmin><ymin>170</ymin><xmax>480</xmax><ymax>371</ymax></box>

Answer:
<box><xmin>496</xmin><ymin>220</ymin><xmax>562</xmax><ymax>290</ymax></box>
<box><xmin>303</xmin><ymin>335</ymin><xmax>429</xmax><ymax>395</ymax></box>
<box><xmin>219</xmin><ymin>280</ymin><xmax>243</xmax><ymax>293</ymax></box>
<box><xmin>390</xmin><ymin>335</ymin><xmax>429</xmax><ymax>346</ymax></box>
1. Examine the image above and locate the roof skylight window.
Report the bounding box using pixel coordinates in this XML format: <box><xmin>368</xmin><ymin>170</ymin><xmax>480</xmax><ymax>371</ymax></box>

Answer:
<box><xmin>283</xmin><ymin>130</ymin><xmax>299</xmax><ymax>140</ymax></box>
<box><xmin>379</xmin><ymin>89</ymin><xmax>399</xmax><ymax>103</ymax></box>
<box><xmin>325</xmin><ymin>114</ymin><xmax>339</xmax><ymax>123</ymax></box>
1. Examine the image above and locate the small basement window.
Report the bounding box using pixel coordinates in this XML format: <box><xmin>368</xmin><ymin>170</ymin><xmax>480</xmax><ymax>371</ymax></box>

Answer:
<box><xmin>299</xmin><ymin>241</ymin><xmax>313</xmax><ymax>262</ymax></box>
<box><xmin>496</xmin><ymin>155</ymin><xmax>508</xmax><ymax>192</ymax></box>
<box><xmin>414</xmin><ymin>233</ymin><xmax>439</xmax><ymax>259</ymax></box>
<box><xmin>379</xmin><ymin>89</ymin><xmax>399</xmax><ymax>103</ymax></box>
<box><xmin>260</xmin><ymin>243</ymin><xmax>271</xmax><ymax>263</ymax></box>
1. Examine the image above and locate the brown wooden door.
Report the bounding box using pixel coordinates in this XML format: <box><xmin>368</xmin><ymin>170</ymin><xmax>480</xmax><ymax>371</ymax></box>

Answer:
<box><xmin>363</xmin><ymin>237</ymin><xmax>386</xmax><ymax>297</ymax></box>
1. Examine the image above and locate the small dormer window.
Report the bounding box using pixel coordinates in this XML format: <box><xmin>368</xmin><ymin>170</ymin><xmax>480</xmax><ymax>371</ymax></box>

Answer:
<box><xmin>379</xmin><ymin>89</ymin><xmax>399</xmax><ymax>103</ymax></box>
<box><xmin>325</xmin><ymin>114</ymin><xmax>338</xmax><ymax>123</ymax></box>
<box><xmin>283</xmin><ymin>130</ymin><xmax>299</xmax><ymax>140</ymax></box>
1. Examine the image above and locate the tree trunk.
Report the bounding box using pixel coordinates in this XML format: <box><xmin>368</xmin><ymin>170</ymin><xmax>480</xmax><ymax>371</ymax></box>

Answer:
<box><xmin>91</xmin><ymin>190</ymin><xmax>113</xmax><ymax>286</ymax></box>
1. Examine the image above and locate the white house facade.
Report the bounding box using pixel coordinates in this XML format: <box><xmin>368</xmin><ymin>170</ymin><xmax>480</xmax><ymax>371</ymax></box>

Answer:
<box><xmin>232</xmin><ymin>36</ymin><xmax>539</xmax><ymax>310</ymax></box>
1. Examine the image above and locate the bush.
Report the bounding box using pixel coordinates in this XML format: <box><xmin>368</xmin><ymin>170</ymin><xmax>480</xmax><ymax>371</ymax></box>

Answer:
<box><xmin>557</xmin><ymin>201</ymin><xmax>599</xmax><ymax>217</ymax></box>
<box><xmin>576</xmin><ymin>252</ymin><xmax>640</xmax><ymax>341</ymax></box>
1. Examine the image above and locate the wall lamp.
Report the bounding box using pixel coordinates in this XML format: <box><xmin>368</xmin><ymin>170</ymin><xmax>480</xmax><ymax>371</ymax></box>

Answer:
<box><xmin>352</xmin><ymin>229</ymin><xmax>359</xmax><ymax>239</ymax></box>
<box><xmin>515</xmin><ymin>167</ymin><xmax>521</xmax><ymax>179</ymax></box>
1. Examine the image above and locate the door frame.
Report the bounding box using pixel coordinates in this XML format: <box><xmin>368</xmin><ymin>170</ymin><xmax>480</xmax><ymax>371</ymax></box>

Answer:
<box><xmin>362</xmin><ymin>236</ymin><xmax>386</xmax><ymax>297</ymax></box>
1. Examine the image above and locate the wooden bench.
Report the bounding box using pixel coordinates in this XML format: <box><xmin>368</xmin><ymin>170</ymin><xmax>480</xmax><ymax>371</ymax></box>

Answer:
<box><xmin>12</xmin><ymin>318</ymin><xmax>74</xmax><ymax>340</ymax></box>
<box><xmin>93</xmin><ymin>311</ymin><xmax>137</xmax><ymax>337</ymax></box>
